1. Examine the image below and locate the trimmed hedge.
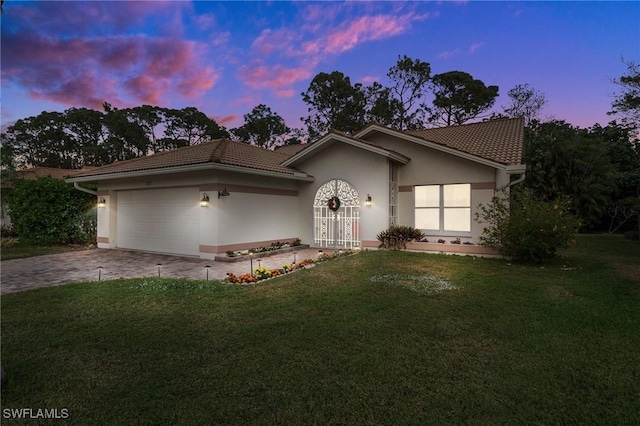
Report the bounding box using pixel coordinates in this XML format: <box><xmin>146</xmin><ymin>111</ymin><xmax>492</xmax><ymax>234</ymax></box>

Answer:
<box><xmin>9</xmin><ymin>177</ymin><xmax>96</xmax><ymax>244</ymax></box>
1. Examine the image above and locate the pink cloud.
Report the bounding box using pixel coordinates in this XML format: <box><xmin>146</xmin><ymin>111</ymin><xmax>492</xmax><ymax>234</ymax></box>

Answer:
<box><xmin>469</xmin><ymin>42</ymin><xmax>484</xmax><ymax>53</ymax></box>
<box><xmin>230</xmin><ymin>96</ymin><xmax>258</xmax><ymax>107</ymax></box>
<box><xmin>360</xmin><ymin>76</ymin><xmax>379</xmax><ymax>84</ymax></box>
<box><xmin>7</xmin><ymin>1</ymin><xmax>183</xmax><ymax>37</ymax></box>
<box><xmin>2</xmin><ymin>32</ymin><xmax>220</xmax><ymax>110</ymax></box>
<box><xmin>437</xmin><ymin>49</ymin><xmax>462</xmax><ymax>59</ymax></box>
<box><xmin>324</xmin><ymin>14</ymin><xmax>411</xmax><ymax>54</ymax></box>
<box><xmin>215</xmin><ymin>115</ymin><xmax>239</xmax><ymax>127</ymax></box>
<box><xmin>124</xmin><ymin>75</ymin><xmax>163</xmax><ymax>105</ymax></box>
<box><xmin>193</xmin><ymin>13</ymin><xmax>217</xmax><ymax>32</ymax></box>
<box><xmin>275</xmin><ymin>89</ymin><xmax>296</xmax><ymax>98</ymax></box>
<box><xmin>239</xmin><ymin>63</ymin><xmax>312</xmax><ymax>90</ymax></box>
<box><xmin>242</xmin><ymin>7</ymin><xmax>433</xmax><ymax>98</ymax></box>
<box><xmin>252</xmin><ymin>29</ymin><xmax>296</xmax><ymax>56</ymax></box>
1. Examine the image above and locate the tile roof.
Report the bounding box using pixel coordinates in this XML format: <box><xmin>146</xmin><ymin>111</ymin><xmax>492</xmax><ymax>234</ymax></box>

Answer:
<box><xmin>69</xmin><ymin>139</ymin><xmax>305</xmax><ymax>179</ymax></box>
<box><xmin>68</xmin><ymin>118</ymin><xmax>524</xmax><ymax>181</ymax></box>
<box><xmin>274</xmin><ymin>143</ymin><xmax>312</xmax><ymax>156</ymax></box>
<box><xmin>16</xmin><ymin>167</ymin><xmax>81</xmax><ymax>180</ymax></box>
<box><xmin>404</xmin><ymin>118</ymin><xmax>524</xmax><ymax>165</ymax></box>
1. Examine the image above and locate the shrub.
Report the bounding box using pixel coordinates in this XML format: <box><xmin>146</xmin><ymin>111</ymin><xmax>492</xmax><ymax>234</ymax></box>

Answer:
<box><xmin>476</xmin><ymin>188</ymin><xmax>579</xmax><ymax>263</ymax></box>
<box><xmin>377</xmin><ymin>225</ymin><xmax>425</xmax><ymax>250</ymax></box>
<box><xmin>1</xmin><ymin>225</ymin><xmax>18</xmax><ymax>238</ymax></box>
<box><xmin>624</xmin><ymin>230</ymin><xmax>639</xmax><ymax>241</ymax></box>
<box><xmin>0</xmin><ymin>237</ymin><xmax>19</xmax><ymax>249</ymax></box>
<box><xmin>9</xmin><ymin>177</ymin><xmax>96</xmax><ymax>244</ymax></box>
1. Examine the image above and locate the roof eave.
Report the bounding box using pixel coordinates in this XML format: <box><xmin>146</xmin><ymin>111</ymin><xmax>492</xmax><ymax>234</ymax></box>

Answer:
<box><xmin>65</xmin><ymin>162</ymin><xmax>315</xmax><ymax>184</ymax></box>
<box><xmin>282</xmin><ymin>132</ymin><xmax>410</xmax><ymax>167</ymax></box>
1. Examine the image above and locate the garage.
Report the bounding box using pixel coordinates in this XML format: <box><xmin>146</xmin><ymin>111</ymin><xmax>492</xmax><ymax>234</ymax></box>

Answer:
<box><xmin>116</xmin><ymin>187</ymin><xmax>200</xmax><ymax>256</ymax></box>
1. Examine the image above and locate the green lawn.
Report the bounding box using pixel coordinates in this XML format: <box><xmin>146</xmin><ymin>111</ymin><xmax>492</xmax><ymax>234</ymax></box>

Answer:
<box><xmin>0</xmin><ymin>243</ymin><xmax>88</xmax><ymax>261</ymax></box>
<box><xmin>1</xmin><ymin>235</ymin><xmax>639</xmax><ymax>424</ymax></box>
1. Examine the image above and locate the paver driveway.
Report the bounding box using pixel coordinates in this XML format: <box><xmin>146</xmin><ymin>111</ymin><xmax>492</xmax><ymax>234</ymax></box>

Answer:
<box><xmin>0</xmin><ymin>248</ymin><xmax>327</xmax><ymax>294</ymax></box>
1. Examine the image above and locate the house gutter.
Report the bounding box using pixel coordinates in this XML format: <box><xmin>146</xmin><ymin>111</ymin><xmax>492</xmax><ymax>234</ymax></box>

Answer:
<box><xmin>73</xmin><ymin>182</ymin><xmax>98</xmax><ymax>196</ymax></box>
<box><xmin>65</xmin><ymin>162</ymin><xmax>315</xmax><ymax>184</ymax></box>
<box><xmin>497</xmin><ymin>171</ymin><xmax>526</xmax><ymax>191</ymax></box>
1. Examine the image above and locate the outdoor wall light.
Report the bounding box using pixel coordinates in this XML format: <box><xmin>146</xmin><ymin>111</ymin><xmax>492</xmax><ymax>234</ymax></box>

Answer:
<box><xmin>97</xmin><ymin>197</ymin><xmax>106</xmax><ymax>207</ymax></box>
<box><xmin>218</xmin><ymin>187</ymin><xmax>230</xmax><ymax>198</ymax></box>
<box><xmin>200</xmin><ymin>193</ymin><xmax>210</xmax><ymax>207</ymax></box>
<box><xmin>365</xmin><ymin>194</ymin><xmax>372</xmax><ymax>206</ymax></box>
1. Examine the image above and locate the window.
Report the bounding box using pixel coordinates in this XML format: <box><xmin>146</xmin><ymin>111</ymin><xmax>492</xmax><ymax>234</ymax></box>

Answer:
<box><xmin>415</xmin><ymin>184</ymin><xmax>471</xmax><ymax>232</ymax></box>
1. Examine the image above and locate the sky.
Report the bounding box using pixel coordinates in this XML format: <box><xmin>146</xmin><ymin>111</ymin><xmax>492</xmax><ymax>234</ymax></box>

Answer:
<box><xmin>1</xmin><ymin>1</ymin><xmax>638</xmax><ymax>133</ymax></box>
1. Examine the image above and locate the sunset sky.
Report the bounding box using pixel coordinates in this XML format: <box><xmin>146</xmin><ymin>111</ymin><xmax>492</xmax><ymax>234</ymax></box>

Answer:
<box><xmin>1</xmin><ymin>1</ymin><xmax>638</xmax><ymax>132</ymax></box>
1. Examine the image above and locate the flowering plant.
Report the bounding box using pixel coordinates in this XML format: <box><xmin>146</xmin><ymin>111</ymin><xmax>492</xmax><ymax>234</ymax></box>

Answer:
<box><xmin>254</xmin><ymin>266</ymin><xmax>272</xmax><ymax>280</ymax></box>
<box><xmin>225</xmin><ymin>273</ymin><xmax>256</xmax><ymax>284</ymax></box>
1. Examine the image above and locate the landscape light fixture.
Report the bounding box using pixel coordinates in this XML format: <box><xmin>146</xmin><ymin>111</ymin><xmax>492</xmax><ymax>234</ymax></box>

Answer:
<box><xmin>205</xmin><ymin>265</ymin><xmax>211</xmax><ymax>281</ymax></box>
<box><xmin>218</xmin><ymin>188</ymin><xmax>230</xmax><ymax>199</ymax></box>
<box><xmin>97</xmin><ymin>197</ymin><xmax>106</xmax><ymax>207</ymax></box>
<box><xmin>200</xmin><ymin>193</ymin><xmax>210</xmax><ymax>207</ymax></box>
<box><xmin>365</xmin><ymin>194</ymin><xmax>372</xmax><ymax>206</ymax></box>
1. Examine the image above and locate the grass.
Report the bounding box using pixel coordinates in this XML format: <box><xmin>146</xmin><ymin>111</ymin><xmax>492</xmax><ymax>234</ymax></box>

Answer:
<box><xmin>0</xmin><ymin>242</ymin><xmax>88</xmax><ymax>261</ymax></box>
<box><xmin>1</xmin><ymin>235</ymin><xmax>639</xmax><ymax>424</ymax></box>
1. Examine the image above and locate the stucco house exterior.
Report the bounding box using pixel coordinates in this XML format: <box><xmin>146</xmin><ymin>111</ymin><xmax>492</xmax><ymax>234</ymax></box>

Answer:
<box><xmin>66</xmin><ymin>118</ymin><xmax>525</xmax><ymax>259</ymax></box>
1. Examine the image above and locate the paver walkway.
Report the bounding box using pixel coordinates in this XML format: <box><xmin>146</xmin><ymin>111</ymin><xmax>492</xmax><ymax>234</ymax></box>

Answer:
<box><xmin>0</xmin><ymin>248</ymin><xmax>331</xmax><ymax>294</ymax></box>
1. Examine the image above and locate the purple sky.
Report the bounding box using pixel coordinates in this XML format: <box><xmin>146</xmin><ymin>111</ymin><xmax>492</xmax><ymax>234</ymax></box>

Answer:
<box><xmin>1</xmin><ymin>1</ymin><xmax>638</xmax><ymax>132</ymax></box>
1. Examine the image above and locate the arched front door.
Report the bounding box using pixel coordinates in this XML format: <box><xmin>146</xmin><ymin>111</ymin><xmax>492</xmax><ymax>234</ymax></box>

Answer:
<box><xmin>313</xmin><ymin>179</ymin><xmax>361</xmax><ymax>249</ymax></box>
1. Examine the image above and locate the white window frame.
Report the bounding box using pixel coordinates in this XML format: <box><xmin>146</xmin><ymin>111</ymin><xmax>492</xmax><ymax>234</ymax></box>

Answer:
<box><xmin>414</xmin><ymin>184</ymin><xmax>472</xmax><ymax>234</ymax></box>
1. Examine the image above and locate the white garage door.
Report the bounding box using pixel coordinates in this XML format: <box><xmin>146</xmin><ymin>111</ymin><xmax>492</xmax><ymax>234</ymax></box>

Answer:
<box><xmin>117</xmin><ymin>187</ymin><xmax>200</xmax><ymax>256</ymax></box>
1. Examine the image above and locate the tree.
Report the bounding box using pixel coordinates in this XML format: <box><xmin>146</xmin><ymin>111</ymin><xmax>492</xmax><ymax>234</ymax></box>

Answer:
<box><xmin>126</xmin><ymin>105</ymin><xmax>164</xmax><ymax>153</ymax></box>
<box><xmin>1</xmin><ymin>111</ymin><xmax>81</xmax><ymax>169</ymax></box>
<box><xmin>231</xmin><ymin>104</ymin><xmax>291</xmax><ymax>149</ymax></box>
<box><xmin>363</xmin><ymin>82</ymin><xmax>402</xmax><ymax>128</ymax></box>
<box><xmin>524</xmin><ymin>120</ymin><xmax>615</xmax><ymax>227</ymax></box>
<box><xmin>428</xmin><ymin>71</ymin><xmax>499</xmax><ymax>126</ymax></box>
<box><xmin>301</xmin><ymin>71</ymin><xmax>367</xmax><ymax>139</ymax></box>
<box><xmin>64</xmin><ymin>107</ymin><xmax>109</xmax><ymax>167</ymax></box>
<box><xmin>282</xmin><ymin>128</ymin><xmax>307</xmax><ymax>145</ymax></box>
<box><xmin>102</xmin><ymin>103</ymin><xmax>150</xmax><ymax>162</ymax></box>
<box><xmin>589</xmin><ymin>121</ymin><xmax>640</xmax><ymax>233</ymax></box>
<box><xmin>608</xmin><ymin>59</ymin><xmax>640</xmax><ymax>235</ymax></box>
<box><xmin>501</xmin><ymin>83</ymin><xmax>546</xmax><ymax>126</ymax></box>
<box><xmin>609</xmin><ymin>59</ymin><xmax>640</xmax><ymax>126</ymax></box>
<box><xmin>1</xmin><ymin>104</ymin><xmax>230</xmax><ymax>169</ymax></box>
<box><xmin>162</xmin><ymin>107</ymin><xmax>229</xmax><ymax>148</ymax></box>
<box><xmin>386</xmin><ymin>55</ymin><xmax>431</xmax><ymax>130</ymax></box>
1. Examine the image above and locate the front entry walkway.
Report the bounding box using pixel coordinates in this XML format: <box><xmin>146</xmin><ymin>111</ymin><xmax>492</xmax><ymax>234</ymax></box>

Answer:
<box><xmin>0</xmin><ymin>248</ymin><xmax>328</xmax><ymax>294</ymax></box>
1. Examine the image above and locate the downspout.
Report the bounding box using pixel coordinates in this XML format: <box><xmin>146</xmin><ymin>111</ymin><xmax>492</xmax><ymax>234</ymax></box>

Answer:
<box><xmin>497</xmin><ymin>172</ymin><xmax>526</xmax><ymax>191</ymax></box>
<box><xmin>73</xmin><ymin>182</ymin><xmax>98</xmax><ymax>196</ymax></box>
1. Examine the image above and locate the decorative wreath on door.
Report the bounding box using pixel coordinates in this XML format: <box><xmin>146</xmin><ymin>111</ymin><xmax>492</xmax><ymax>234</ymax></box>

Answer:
<box><xmin>327</xmin><ymin>196</ymin><xmax>341</xmax><ymax>212</ymax></box>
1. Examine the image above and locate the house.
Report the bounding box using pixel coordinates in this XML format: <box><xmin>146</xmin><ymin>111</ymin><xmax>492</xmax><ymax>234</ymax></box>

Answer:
<box><xmin>66</xmin><ymin>118</ymin><xmax>525</xmax><ymax>258</ymax></box>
